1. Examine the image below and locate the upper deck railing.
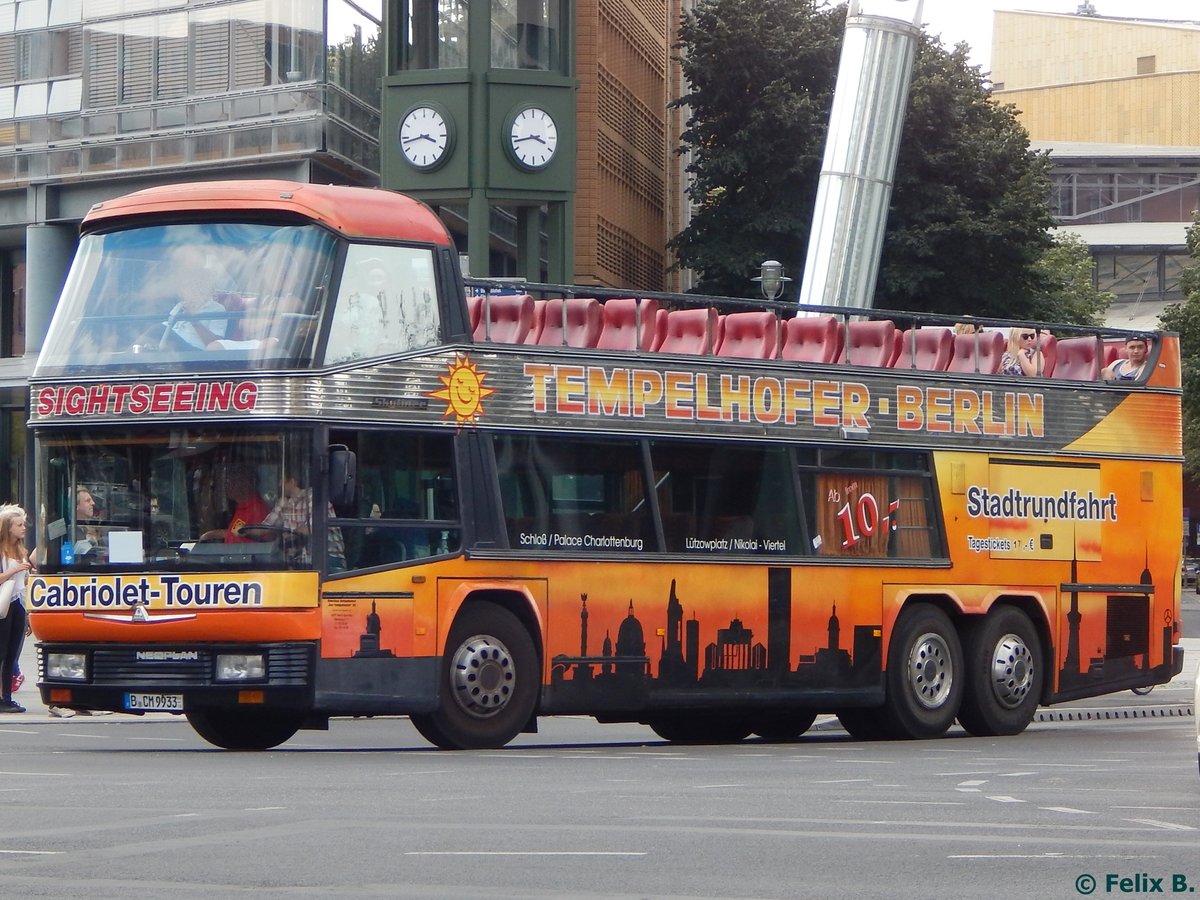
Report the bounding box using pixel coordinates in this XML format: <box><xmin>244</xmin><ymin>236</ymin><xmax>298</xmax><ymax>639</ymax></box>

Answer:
<box><xmin>463</xmin><ymin>279</ymin><xmax>1173</xmax><ymax>386</ymax></box>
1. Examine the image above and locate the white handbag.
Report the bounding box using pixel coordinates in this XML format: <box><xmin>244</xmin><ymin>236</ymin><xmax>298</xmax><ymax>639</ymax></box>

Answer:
<box><xmin>0</xmin><ymin>578</ymin><xmax>13</xmax><ymax>619</ymax></box>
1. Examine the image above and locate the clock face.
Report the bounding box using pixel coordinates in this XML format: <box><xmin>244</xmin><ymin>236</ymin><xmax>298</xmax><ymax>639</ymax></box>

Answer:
<box><xmin>508</xmin><ymin>106</ymin><xmax>558</xmax><ymax>170</ymax></box>
<box><xmin>399</xmin><ymin>105</ymin><xmax>452</xmax><ymax>170</ymax></box>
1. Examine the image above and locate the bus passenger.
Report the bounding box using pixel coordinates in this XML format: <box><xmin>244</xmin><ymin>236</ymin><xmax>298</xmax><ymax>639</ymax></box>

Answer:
<box><xmin>1001</xmin><ymin>327</ymin><xmax>1045</xmax><ymax>376</ymax></box>
<box><xmin>1102</xmin><ymin>335</ymin><xmax>1151</xmax><ymax>382</ymax></box>
<box><xmin>263</xmin><ymin>474</ymin><xmax>346</xmax><ymax>570</ymax></box>
<box><xmin>74</xmin><ymin>487</ymin><xmax>103</xmax><ymax>559</ymax></box>
<box><xmin>162</xmin><ymin>266</ymin><xmax>228</xmax><ymax>350</ymax></box>
<box><xmin>953</xmin><ymin>321</ymin><xmax>981</xmax><ymax>335</ymax></box>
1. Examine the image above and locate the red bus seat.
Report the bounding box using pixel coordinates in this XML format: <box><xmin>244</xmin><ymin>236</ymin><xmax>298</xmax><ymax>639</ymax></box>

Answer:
<box><xmin>597</xmin><ymin>298</ymin><xmax>660</xmax><ymax>351</ymax></box>
<box><xmin>840</xmin><ymin>320</ymin><xmax>896</xmax><ymax>367</ymax></box>
<box><xmin>1036</xmin><ymin>332</ymin><xmax>1056</xmax><ymax>377</ymax></box>
<box><xmin>525</xmin><ymin>299</ymin><xmax>547</xmax><ymax>344</ymax></box>
<box><xmin>1103</xmin><ymin>340</ymin><xmax>1128</xmax><ymax>367</ymax></box>
<box><xmin>655</xmin><ymin>307</ymin><xmax>719</xmax><ymax>355</ymax></box>
<box><xmin>537</xmin><ymin>298</ymin><xmax>603</xmax><ymax>347</ymax></box>
<box><xmin>1051</xmin><ymin>336</ymin><xmax>1100</xmax><ymax>380</ymax></box>
<box><xmin>947</xmin><ymin>330</ymin><xmax>1006</xmax><ymax>374</ymax></box>
<box><xmin>473</xmin><ymin>293</ymin><xmax>534</xmax><ymax>343</ymax></box>
<box><xmin>893</xmin><ymin>327</ymin><xmax>952</xmax><ymax>371</ymax></box>
<box><xmin>781</xmin><ymin>315</ymin><xmax>841</xmax><ymax>363</ymax></box>
<box><xmin>715</xmin><ymin>311</ymin><xmax>778</xmax><ymax>359</ymax></box>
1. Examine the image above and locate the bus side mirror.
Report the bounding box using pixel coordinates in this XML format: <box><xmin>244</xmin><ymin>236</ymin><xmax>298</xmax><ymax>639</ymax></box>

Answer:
<box><xmin>328</xmin><ymin>445</ymin><xmax>357</xmax><ymax>507</ymax></box>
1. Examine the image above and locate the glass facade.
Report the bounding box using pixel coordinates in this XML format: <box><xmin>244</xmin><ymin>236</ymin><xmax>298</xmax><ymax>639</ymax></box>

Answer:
<box><xmin>0</xmin><ymin>0</ymin><xmax>383</xmax><ymax>182</ymax></box>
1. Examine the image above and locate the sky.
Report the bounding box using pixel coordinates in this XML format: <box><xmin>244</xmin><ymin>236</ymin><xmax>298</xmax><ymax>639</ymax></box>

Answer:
<box><xmin>905</xmin><ymin>0</ymin><xmax>1196</xmax><ymax>71</ymax></box>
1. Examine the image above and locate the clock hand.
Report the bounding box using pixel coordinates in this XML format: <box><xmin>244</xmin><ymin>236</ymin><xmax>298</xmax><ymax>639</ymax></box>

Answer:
<box><xmin>514</xmin><ymin>135</ymin><xmax>546</xmax><ymax>145</ymax></box>
<box><xmin>403</xmin><ymin>133</ymin><xmax>436</xmax><ymax>144</ymax></box>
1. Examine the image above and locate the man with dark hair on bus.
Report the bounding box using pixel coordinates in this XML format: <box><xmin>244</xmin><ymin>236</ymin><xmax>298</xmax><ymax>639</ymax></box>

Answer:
<box><xmin>1102</xmin><ymin>334</ymin><xmax>1151</xmax><ymax>382</ymax></box>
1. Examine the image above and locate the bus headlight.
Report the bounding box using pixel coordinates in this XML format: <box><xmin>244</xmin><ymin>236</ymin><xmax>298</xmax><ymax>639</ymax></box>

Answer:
<box><xmin>46</xmin><ymin>653</ymin><xmax>87</xmax><ymax>681</ymax></box>
<box><xmin>215</xmin><ymin>654</ymin><xmax>265</xmax><ymax>681</ymax></box>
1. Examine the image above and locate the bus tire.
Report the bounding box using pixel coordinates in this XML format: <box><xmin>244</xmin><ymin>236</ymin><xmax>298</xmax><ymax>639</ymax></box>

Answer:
<box><xmin>835</xmin><ymin>707</ymin><xmax>890</xmax><ymax>741</ymax></box>
<box><xmin>185</xmin><ymin>707</ymin><xmax>303</xmax><ymax>750</ymax></box>
<box><xmin>881</xmin><ymin>605</ymin><xmax>963</xmax><ymax>740</ymax></box>
<box><xmin>957</xmin><ymin>607</ymin><xmax>1042</xmax><ymax>737</ymax></box>
<box><xmin>646</xmin><ymin>714</ymin><xmax>753</xmax><ymax>744</ymax></box>
<box><xmin>752</xmin><ymin>710</ymin><xmax>818</xmax><ymax>742</ymax></box>
<box><xmin>409</xmin><ymin>602</ymin><xmax>538</xmax><ymax>750</ymax></box>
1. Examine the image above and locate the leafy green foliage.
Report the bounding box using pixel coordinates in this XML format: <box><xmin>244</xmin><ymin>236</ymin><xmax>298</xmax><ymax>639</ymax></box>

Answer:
<box><xmin>671</xmin><ymin>1</ymin><xmax>1066</xmax><ymax>321</ymax></box>
<box><xmin>1023</xmin><ymin>232</ymin><xmax>1114</xmax><ymax>326</ymax></box>
<box><xmin>1159</xmin><ymin>213</ymin><xmax>1200</xmax><ymax>476</ymax></box>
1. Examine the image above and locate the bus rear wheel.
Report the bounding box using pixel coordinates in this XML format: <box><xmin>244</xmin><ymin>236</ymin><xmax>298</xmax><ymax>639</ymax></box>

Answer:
<box><xmin>957</xmin><ymin>607</ymin><xmax>1042</xmax><ymax>737</ymax></box>
<box><xmin>185</xmin><ymin>707</ymin><xmax>304</xmax><ymax>750</ymax></box>
<box><xmin>409</xmin><ymin>603</ymin><xmax>538</xmax><ymax>750</ymax></box>
<box><xmin>881</xmin><ymin>605</ymin><xmax>963</xmax><ymax>740</ymax></box>
<box><xmin>646</xmin><ymin>714</ymin><xmax>753</xmax><ymax>744</ymax></box>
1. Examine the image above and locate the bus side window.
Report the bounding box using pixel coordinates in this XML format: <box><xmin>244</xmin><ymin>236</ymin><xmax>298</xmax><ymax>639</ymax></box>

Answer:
<box><xmin>331</xmin><ymin>430</ymin><xmax>461</xmax><ymax>571</ymax></box>
<box><xmin>801</xmin><ymin>450</ymin><xmax>941</xmax><ymax>559</ymax></box>
<box><xmin>495</xmin><ymin>434</ymin><xmax>651</xmax><ymax>551</ymax></box>
<box><xmin>649</xmin><ymin>440</ymin><xmax>801</xmax><ymax>555</ymax></box>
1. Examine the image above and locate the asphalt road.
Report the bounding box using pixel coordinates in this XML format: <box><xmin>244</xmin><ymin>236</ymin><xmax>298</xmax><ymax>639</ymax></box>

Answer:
<box><xmin>1</xmin><ymin>593</ymin><xmax>1194</xmax><ymax>899</ymax></box>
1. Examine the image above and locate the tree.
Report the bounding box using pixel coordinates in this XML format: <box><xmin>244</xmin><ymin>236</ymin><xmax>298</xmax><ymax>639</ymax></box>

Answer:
<box><xmin>670</xmin><ymin>0</ymin><xmax>844</xmax><ymax>297</ymax></box>
<box><xmin>1023</xmin><ymin>232</ymin><xmax>1113</xmax><ymax>326</ymax></box>
<box><xmin>671</xmin><ymin>1</ymin><xmax>1070</xmax><ymax>320</ymax></box>
<box><xmin>1159</xmin><ymin>213</ymin><xmax>1200</xmax><ymax>477</ymax></box>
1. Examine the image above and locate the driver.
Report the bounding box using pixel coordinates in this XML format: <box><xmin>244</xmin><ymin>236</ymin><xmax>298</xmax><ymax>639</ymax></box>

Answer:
<box><xmin>262</xmin><ymin>473</ymin><xmax>346</xmax><ymax>569</ymax></box>
<box><xmin>200</xmin><ymin>466</ymin><xmax>269</xmax><ymax>543</ymax></box>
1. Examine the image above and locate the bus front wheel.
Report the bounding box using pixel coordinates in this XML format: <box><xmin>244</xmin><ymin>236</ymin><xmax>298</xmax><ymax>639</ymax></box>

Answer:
<box><xmin>185</xmin><ymin>707</ymin><xmax>303</xmax><ymax>750</ymax></box>
<box><xmin>881</xmin><ymin>605</ymin><xmax>963</xmax><ymax>740</ymax></box>
<box><xmin>410</xmin><ymin>603</ymin><xmax>538</xmax><ymax>750</ymax></box>
<box><xmin>957</xmin><ymin>607</ymin><xmax>1042</xmax><ymax>737</ymax></box>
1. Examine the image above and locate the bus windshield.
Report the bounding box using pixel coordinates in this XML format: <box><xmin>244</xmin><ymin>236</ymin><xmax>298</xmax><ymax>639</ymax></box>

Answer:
<box><xmin>35</xmin><ymin>222</ymin><xmax>337</xmax><ymax>376</ymax></box>
<box><xmin>35</xmin><ymin>427</ymin><xmax>320</xmax><ymax>573</ymax></box>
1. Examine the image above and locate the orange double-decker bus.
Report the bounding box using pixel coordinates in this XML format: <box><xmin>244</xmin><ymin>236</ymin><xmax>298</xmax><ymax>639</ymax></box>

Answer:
<box><xmin>28</xmin><ymin>180</ymin><xmax>1185</xmax><ymax>749</ymax></box>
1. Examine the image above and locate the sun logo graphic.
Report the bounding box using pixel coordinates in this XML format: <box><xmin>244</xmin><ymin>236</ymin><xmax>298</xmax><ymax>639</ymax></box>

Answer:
<box><xmin>429</xmin><ymin>354</ymin><xmax>495</xmax><ymax>424</ymax></box>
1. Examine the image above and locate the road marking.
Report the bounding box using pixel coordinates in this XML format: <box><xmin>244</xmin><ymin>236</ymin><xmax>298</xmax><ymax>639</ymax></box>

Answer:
<box><xmin>245</xmin><ymin>806</ymin><xmax>287</xmax><ymax>811</ymax></box>
<box><xmin>814</xmin><ymin>778</ymin><xmax>872</xmax><ymax>784</ymax></box>
<box><xmin>986</xmin><ymin>795</ymin><xmax>1026</xmax><ymax>803</ymax></box>
<box><xmin>405</xmin><ymin>851</ymin><xmax>647</xmax><ymax>857</ymax></box>
<box><xmin>957</xmin><ymin>779</ymin><xmax>988</xmax><ymax>787</ymax></box>
<box><xmin>949</xmin><ymin>853</ymin><xmax>1149</xmax><ymax>860</ymax></box>
<box><xmin>0</xmin><ymin>728</ymin><xmax>38</xmax><ymax>735</ymax></box>
<box><xmin>0</xmin><ymin>850</ymin><xmax>64</xmax><ymax>856</ymax></box>
<box><xmin>1112</xmin><ymin>806</ymin><xmax>1197</xmax><ymax>811</ymax></box>
<box><xmin>1124</xmin><ymin>818</ymin><xmax>1195</xmax><ymax>831</ymax></box>
<box><xmin>996</xmin><ymin>772</ymin><xmax>1038</xmax><ymax>778</ymax></box>
<box><xmin>1039</xmin><ymin>807</ymin><xmax>1094</xmax><ymax>815</ymax></box>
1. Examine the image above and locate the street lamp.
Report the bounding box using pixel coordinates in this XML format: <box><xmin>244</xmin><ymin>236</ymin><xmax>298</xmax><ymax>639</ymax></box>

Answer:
<box><xmin>752</xmin><ymin>259</ymin><xmax>792</xmax><ymax>301</ymax></box>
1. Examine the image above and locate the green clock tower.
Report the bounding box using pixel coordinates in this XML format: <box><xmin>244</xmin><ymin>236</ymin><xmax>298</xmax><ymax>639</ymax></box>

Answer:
<box><xmin>382</xmin><ymin>0</ymin><xmax>576</xmax><ymax>282</ymax></box>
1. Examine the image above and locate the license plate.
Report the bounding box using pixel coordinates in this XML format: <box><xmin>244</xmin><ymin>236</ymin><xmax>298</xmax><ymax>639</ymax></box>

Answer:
<box><xmin>125</xmin><ymin>693</ymin><xmax>183</xmax><ymax>711</ymax></box>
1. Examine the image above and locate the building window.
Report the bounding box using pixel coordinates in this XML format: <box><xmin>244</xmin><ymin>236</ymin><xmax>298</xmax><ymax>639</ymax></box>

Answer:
<box><xmin>399</xmin><ymin>0</ymin><xmax>468</xmax><ymax>69</ymax></box>
<box><xmin>1136</xmin><ymin>55</ymin><xmax>1155</xmax><ymax>75</ymax></box>
<box><xmin>490</xmin><ymin>0</ymin><xmax>559</xmax><ymax>70</ymax></box>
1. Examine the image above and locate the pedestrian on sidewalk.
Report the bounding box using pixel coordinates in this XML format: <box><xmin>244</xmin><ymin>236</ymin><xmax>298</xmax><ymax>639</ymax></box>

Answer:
<box><xmin>0</xmin><ymin>504</ymin><xmax>34</xmax><ymax>713</ymax></box>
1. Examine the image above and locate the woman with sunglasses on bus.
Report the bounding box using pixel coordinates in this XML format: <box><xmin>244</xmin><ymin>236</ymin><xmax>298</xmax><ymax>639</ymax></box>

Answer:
<box><xmin>1001</xmin><ymin>327</ymin><xmax>1046</xmax><ymax>376</ymax></box>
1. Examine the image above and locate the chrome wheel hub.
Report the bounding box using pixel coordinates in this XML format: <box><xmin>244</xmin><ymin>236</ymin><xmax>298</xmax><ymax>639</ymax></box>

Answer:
<box><xmin>450</xmin><ymin>634</ymin><xmax>516</xmax><ymax>718</ymax></box>
<box><xmin>989</xmin><ymin>633</ymin><xmax>1035</xmax><ymax>709</ymax></box>
<box><xmin>908</xmin><ymin>631</ymin><xmax>954</xmax><ymax>709</ymax></box>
